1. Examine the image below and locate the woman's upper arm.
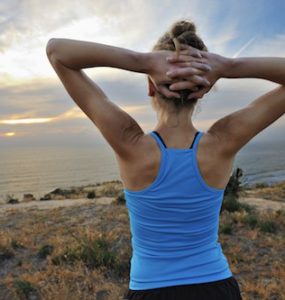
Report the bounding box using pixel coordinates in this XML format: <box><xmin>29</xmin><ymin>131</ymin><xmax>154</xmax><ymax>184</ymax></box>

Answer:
<box><xmin>47</xmin><ymin>55</ymin><xmax>144</xmax><ymax>159</ymax></box>
<box><xmin>208</xmin><ymin>85</ymin><xmax>285</xmax><ymax>157</ymax></box>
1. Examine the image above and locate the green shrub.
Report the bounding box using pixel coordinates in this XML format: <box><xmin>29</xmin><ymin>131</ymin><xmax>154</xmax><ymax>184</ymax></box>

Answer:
<box><xmin>0</xmin><ymin>245</ymin><xmax>14</xmax><ymax>262</ymax></box>
<box><xmin>51</xmin><ymin>247</ymin><xmax>79</xmax><ymax>266</ymax></box>
<box><xmin>13</xmin><ymin>279</ymin><xmax>36</xmax><ymax>298</ymax></box>
<box><xmin>79</xmin><ymin>237</ymin><xmax>116</xmax><ymax>269</ymax></box>
<box><xmin>17</xmin><ymin>260</ymin><xmax>23</xmax><ymax>266</ymax></box>
<box><xmin>220</xmin><ymin>223</ymin><xmax>233</xmax><ymax>235</ymax></box>
<box><xmin>113</xmin><ymin>259</ymin><xmax>130</xmax><ymax>277</ymax></box>
<box><xmin>222</xmin><ymin>194</ymin><xmax>242</xmax><ymax>213</ymax></box>
<box><xmin>87</xmin><ymin>191</ymin><xmax>96</xmax><ymax>199</ymax></box>
<box><xmin>224</xmin><ymin>167</ymin><xmax>244</xmax><ymax>197</ymax></box>
<box><xmin>258</xmin><ymin>220</ymin><xmax>278</xmax><ymax>234</ymax></box>
<box><xmin>116</xmin><ymin>191</ymin><xmax>126</xmax><ymax>205</ymax></box>
<box><xmin>52</xmin><ymin>236</ymin><xmax>117</xmax><ymax>270</ymax></box>
<box><xmin>244</xmin><ymin>213</ymin><xmax>259</xmax><ymax>229</ymax></box>
<box><xmin>275</xmin><ymin>209</ymin><xmax>284</xmax><ymax>217</ymax></box>
<box><xmin>240</xmin><ymin>203</ymin><xmax>256</xmax><ymax>214</ymax></box>
<box><xmin>11</xmin><ymin>239</ymin><xmax>25</xmax><ymax>250</ymax></box>
<box><xmin>6</xmin><ymin>194</ymin><xmax>19</xmax><ymax>204</ymax></box>
<box><xmin>255</xmin><ymin>182</ymin><xmax>269</xmax><ymax>188</ymax></box>
<box><xmin>37</xmin><ymin>244</ymin><xmax>54</xmax><ymax>259</ymax></box>
<box><xmin>101</xmin><ymin>185</ymin><xmax>118</xmax><ymax>197</ymax></box>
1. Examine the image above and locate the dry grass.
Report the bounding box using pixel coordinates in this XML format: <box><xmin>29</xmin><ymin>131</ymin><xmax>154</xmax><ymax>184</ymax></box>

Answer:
<box><xmin>241</xmin><ymin>181</ymin><xmax>285</xmax><ymax>202</ymax></box>
<box><xmin>0</xmin><ymin>180</ymin><xmax>284</xmax><ymax>299</ymax></box>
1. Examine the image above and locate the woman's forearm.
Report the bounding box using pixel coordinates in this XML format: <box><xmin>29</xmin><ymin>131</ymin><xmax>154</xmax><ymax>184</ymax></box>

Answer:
<box><xmin>46</xmin><ymin>38</ymin><xmax>149</xmax><ymax>73</ymax></box>
<box><xmin>224</xmin><ymin>57</ymin><xmax>285</xmax><ymax>86</ymax></box>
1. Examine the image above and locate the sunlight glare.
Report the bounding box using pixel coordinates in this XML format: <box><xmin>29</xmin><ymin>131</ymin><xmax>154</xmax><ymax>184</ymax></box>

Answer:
<box><xmin>0</xmin><ymin>118</ymin><xmax>52</xmax><ymax>125</ymax></box>
<box><xmin>4</xmin><ymin>132</ymin><xmax>16</xmax><ymax>137</ymax></box>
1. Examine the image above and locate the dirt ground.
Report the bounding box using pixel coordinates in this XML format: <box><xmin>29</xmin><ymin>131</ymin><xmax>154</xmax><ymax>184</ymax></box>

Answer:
<box><xmin>0</xmin><ymin>197</ymin><xmax>114</xmax><ymax>216</ymax></box>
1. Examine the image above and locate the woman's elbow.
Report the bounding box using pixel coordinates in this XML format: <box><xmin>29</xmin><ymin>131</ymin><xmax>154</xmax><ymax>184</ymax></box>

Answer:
<box><xmin>46</xmin><ymin>38</ymin><xmax>59</xmax><ymax>58</ymax></box>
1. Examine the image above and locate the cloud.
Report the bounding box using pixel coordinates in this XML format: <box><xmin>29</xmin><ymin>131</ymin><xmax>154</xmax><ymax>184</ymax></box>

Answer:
<box><xmin>232</xmin><ymin>35</ymin><xmax>257</xmax><ymax>58</ymax></box>
<box><xmin>1</xmin><ymin>0</ymin><xmax>285</xmax><ymax>147</ymax></box>
<box><xmin>245</xmin><ymin>33</ymin><xmax>285</xmax><ymax>57</ymax></box>
<box><xmin>0</xmin><ymin>0</ymin><xmax>153</xmax><ymax>53</ymax></box>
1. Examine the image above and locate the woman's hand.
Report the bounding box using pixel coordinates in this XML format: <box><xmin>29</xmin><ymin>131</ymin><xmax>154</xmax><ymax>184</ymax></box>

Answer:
<box><xmin>147</xmin><ymin>49</ymin><xmax>212</xmax><ymax>99</ymax></box>
<box><xmin>166</xmin><ymin>45</ymin><xmax>230</xmax><ymax>99</ymax></box>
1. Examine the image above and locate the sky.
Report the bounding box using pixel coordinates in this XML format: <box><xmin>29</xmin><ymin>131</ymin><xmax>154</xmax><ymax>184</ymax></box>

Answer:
<box><xmin>0</xmin><ymin>0</ymin><xmax>285</xmax><ymax>148</ymax></box>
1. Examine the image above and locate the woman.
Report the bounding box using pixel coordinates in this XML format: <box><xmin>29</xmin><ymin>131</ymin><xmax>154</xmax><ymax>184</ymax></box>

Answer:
<box><xmin>46</xmin><ymin>20</ymin><xmax>285</xmax><ymax>300</ymax></box>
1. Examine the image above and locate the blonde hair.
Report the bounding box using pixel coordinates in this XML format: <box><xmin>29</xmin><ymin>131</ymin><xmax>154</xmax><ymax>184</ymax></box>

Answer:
<box><xmin>152</xmin><ymin>20</ymin><xmax>208</xmax><ymax>110</ymax></box>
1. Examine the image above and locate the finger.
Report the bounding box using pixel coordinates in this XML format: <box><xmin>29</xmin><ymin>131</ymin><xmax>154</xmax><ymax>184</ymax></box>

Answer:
<box><xmin>170</xmin><ymin>75</ymin><xmax>210</xmax><ymax>90</ymax></box>
<box><xmin>192</xmin><ymin>75</ymin><xmax>210</xmax><ymax>87</ymax></box>
<box><xmin>167</xmin><ymin>67</ymin><xmax>197</xmax><ymax>78</ymax></box>
<box><xmin>190</xmin><ymin>61</ymin><xmax>211</xmax><ymax>72</ymax></box>
<box><xmin>188</xmin><ymin>87</ymin><xmax>210</xmax><ymax>100</ymax></box>
<box><xmin>167</xmin><ymin>54</ymin><xmax>205</xmax><ymax>64</ymax></box>
<box><xmin>168</xmin><ymin>81</ymin><xmax>198</xmax><ymax>91</ymax></box>
<box><xmin>158</xmin><ymin>85</ymin><xmax>180</xmax><ymax>99</ymax></box>
<box><xmin>180</xmin><ymin>43</ymin><xmax>191</xmax><ymax>50</ymax></box>
<box><xmin>181</xmin><ymin>46</ymin><xmax>208</xmax><ymax>59</ymax></box>
<box><xmin>189</xmin><ymin>75</ymin><xmax>211</xmax><ymax>87</ymax></box>
<box><xmin>179</xmin><ymin>44</ymin><xmax>202</xmax><ymax>58</ymax></box>
<box><xmin>167</xmin><ymin>54</ymin><xmax>192</xmax><ymax>63</ymax></box>
<box><xmin>169</xmin><ymin>61</ymin><xmax>211</xmax><ymax>73</ymax></box>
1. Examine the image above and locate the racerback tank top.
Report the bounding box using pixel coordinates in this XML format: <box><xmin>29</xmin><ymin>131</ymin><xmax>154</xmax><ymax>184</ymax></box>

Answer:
<box><xmin>123</xmin><ymin>130</ymin><xmax>233</xmax><ymax>290</ymax></box>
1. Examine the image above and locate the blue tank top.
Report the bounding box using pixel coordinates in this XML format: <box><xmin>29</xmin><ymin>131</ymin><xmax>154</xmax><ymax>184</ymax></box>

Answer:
<box><xmin>123</xmin><ymin>130</ymin><xmax>233</xmax><ymax>290</ymax></box>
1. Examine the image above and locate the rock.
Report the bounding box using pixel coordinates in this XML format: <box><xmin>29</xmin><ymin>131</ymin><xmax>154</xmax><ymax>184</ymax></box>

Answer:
<box><xmin>40</xmin><ymin>187</ymin><xmax>86</xmax><ymax>200</ymax></box>
<box><xmin>22</xmin><ymin>193</ymin><xmax>36</xmax><ymax>202</ymax></box>
<box><xmin>39</xmin><ymin>194</ymin><xmax>52</xmax><ymax>201</ymax></box>
<box><xmin>7</xmin><ymin>198</ymin><xmax>19</xmax><ymax>204</ymax></box>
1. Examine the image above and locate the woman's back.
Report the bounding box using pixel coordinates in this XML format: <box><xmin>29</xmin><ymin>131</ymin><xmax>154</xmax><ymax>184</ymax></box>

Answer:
<box><xmin>122</xmin><ymin>130</ymin><xmax>234</xmax><ymax>290</ymax></box>
<box><xmin>119</xmin><ymin>129</ymin><xmax>235</xmax><ymax>193</ymax></box>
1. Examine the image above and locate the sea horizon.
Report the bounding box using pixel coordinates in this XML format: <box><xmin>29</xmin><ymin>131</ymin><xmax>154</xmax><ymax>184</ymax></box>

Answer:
<box><xmin>1</xmin><ymin>138</ymin><xmax>285</xmax><ymax>203</ymax></box>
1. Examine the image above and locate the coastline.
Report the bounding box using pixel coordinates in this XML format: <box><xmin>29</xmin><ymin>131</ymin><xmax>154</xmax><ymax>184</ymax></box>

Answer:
<box><xmin>0</xmin><ymin>179</ymin><xmax>284</xmax><ymax>213</ymax></box>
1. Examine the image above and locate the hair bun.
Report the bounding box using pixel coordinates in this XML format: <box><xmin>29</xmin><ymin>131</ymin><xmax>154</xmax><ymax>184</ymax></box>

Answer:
<box><xmin>170</xmin><ymin>20</ymin><xmax>196</xmax><ymax>38</ymax></box>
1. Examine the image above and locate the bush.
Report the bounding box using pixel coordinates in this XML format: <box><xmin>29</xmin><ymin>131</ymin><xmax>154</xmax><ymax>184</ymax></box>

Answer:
<box><xmin>0</xmin><ymin>245</ymin><xmax>14</xmax><ymax>262</ymax></box>
<box><xmin>101</xmin><ymin>184</ymin><xmax>119</xmax><ymax>197</ymax></box>
<box><xmin>113</xmin><ymin>259</ymin><xmax>130</xmax><ymax>277</ymax></box>
<box><xmin>222</xmin><ymin>194</ymin><xmax>242</xmax><ymax>213</ymax></box>
<box><xmin>6</xmin><ymin>194</ymin><xmax>19</xmax><ymax>204</ymax></box>
<box><xmin>225</xmin><ymin>167</ymin><xmax>244</xmax><ymax>197</ymax></box>
<box><xmin>244</xmin><ymin>213</ymin><xmax>259</xmax><ymax>229</ymax></box>
<box><xmin>52</xmin><ymin>236</ymin><xmax>117</xmax><ymax>270</ymax></box>
<box><xmin>87</xmin><ymin>191</ymin><xmax>96</xmax><ymax>199</ymax></box>
<box><xmin>255</xmin><ymin>182</ymin><xmax>269</xmax><ymax>188</ymax></box>
<box><xmin>258</xmin><ymin>220</ymin><xmax>279</xmax><ymax>234</ymax></box>
<box><xmin>11</xmin><ymin>239</ymin><xmax>25</xmax><ymax>250</ymax></box>
<box><xmin>51</xmin><ymin>247</ymin><xmax>79</xmax><ymax>266</ymax></box>
<box><xmin>240</xmin><ymin>203</ymin><xmax>256</xmax><ymax>214</ymax></box>
<box><xmin>220</xmin><ymin>223</ymin><xmax>233</xmax><ymax>235</ymax></box>
<box><xmin>37</xmin><ymin>244</ymin><xmax>54</xmax><ymax>259</ymax></box>
<box><xmin>79</xmin><ymin>238</ymin><xmax>117</xmax><ymax>269</ymax></box>
<box><xmin>275</xmin><ymin>209</ymin><xmax>284</xmax><ymax>217</ymax></box>
<box><xmin>17</xmin><ymin>260</ymin><xmax>23</xmax><ymax>266</ymax></box>
<box><xmin>116</xmin><ymin>191</ymin><xmax>126</xmax><ymax>205</ymax></box>
<box><xmin>13</xmin><ymin>279</ymin><xmax>36</xmax><ymax>298</ymax></box>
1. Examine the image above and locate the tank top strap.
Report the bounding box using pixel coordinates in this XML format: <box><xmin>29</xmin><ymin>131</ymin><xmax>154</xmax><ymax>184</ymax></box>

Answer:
<box><xmin>150</xmin><ymin>131</ymin><xmax>167</xmax><ymax>151</ymax></box>
<box><xmin>192</xmin><ymin>131</ymin><xmax>204</xmax><ymax>152</ymax></box>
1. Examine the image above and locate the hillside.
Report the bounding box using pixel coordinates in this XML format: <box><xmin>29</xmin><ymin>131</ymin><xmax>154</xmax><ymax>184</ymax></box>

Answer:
<box><xmin>0</xmin><ymin>178</ymin><xmax>284</xmax><ymax>299</ymax></box>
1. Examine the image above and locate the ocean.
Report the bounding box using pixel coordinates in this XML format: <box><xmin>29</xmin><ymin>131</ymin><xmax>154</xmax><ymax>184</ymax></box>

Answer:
<box><xmin>0</xmin><ymin>139</ymin><xmax>284</xmax><ymax>202</ymax></box>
